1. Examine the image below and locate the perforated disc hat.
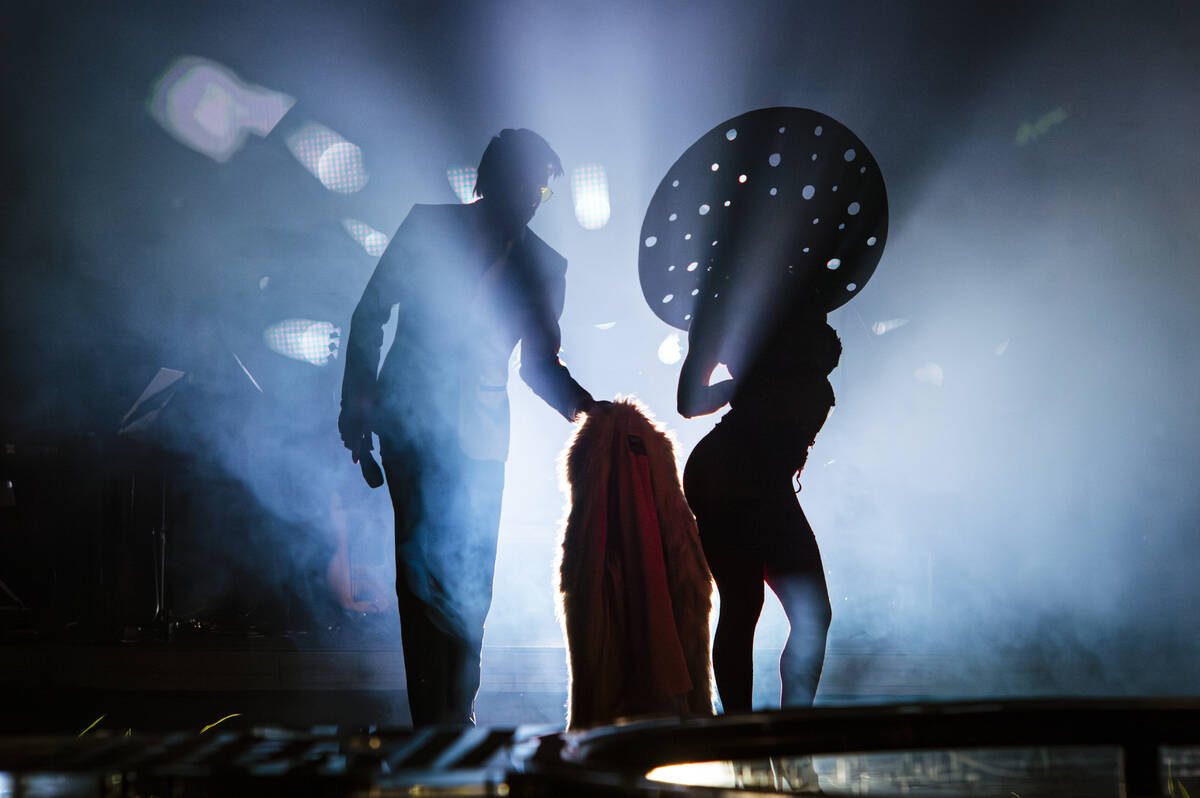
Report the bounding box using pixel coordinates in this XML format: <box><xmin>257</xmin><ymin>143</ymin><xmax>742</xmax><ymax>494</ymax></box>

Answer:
<box><xmin>639</xmin><ymin>107</ymin><xmax>888</xmax><ymax>330</ymax></box>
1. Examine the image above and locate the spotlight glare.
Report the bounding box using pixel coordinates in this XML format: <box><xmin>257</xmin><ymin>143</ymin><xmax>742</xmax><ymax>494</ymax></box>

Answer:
<box><xmin>342</xmin><ymin>218</ymin><xmax>389</xmax><ymax>257</ymax></box>
<box><xmin>871</xmin><ymin>318</ymin><xmax>909</xmax><ymax>335</ymax></box>
<box><xmin>658</xmin><ymin>332</ymin><xmax>682</xmax><ymax>364</ymax></box>
<box><xmin>263</xmin><ymin>319</ymin><xmax>341</xmax><ymax>366</ymax></box>
<box><xmin>286</xmin><ymin>123</ymin><xmax>368</xmax><ymax>193</ymax></box>
<box><xmin>571</xmin><ymin>163</ymin><xmax>611</xmax><ymax>230</ymax></box>
<box><xmin>447</xmin><ymin>166</ymin><xmax>480</xmax><ymax>203</ymax></box>
<box><xmin>149</xmin><ymin>56</ymin><xmax>295</xmax><ymax>163</ymax></box>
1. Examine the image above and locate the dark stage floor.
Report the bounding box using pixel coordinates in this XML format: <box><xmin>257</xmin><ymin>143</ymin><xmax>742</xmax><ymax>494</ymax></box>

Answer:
<box><xmin>0</xmin><ymin>631</ymin><xmax>964</xmax><ymax>734</ymax></box>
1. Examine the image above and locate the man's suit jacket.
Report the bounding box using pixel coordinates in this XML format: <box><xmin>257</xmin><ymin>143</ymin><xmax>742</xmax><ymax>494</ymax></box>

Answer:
<box><xmin>342</xmin><ymin>203</ymin><xmax>590</xmax><ymax>462</ymax></box>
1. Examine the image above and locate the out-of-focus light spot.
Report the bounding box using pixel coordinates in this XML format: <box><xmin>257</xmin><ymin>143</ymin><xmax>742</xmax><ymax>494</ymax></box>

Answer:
<box><xmin>662</xmin><ymin>294</ymin><xmax>674</xmax><ymax>303</ymax></box>
<box><xmin>738</xmin><ymin>174</ymin><xmax>747</xmax><ymax>183</ymax></box>
<box><xmin>770</xmin><ymin>187</ymin><xmax>778</xmax><ymax>196</ymax></box>
<box><xmin>827</xmin><ymin>258</ymin><xmax>841</xmax><ymax>270</ymax></box>
<box><xmin>658</xmin><ymin>333</ymin><xmax>682</xmax><ymax>365</ymax></box>
<box><xmin>802</xmin><ymin>184</ymin><xmax>815</xmax><ymax>200</ymax></box>
<box><xmin>646</xmin><ymin>762</ymin><xmax>735</xmax><ymax>788</ymax></box>
<box><xmin>698</xmin><ymin>204</ymin><xmax>710</xmax><ymax>215</ymax></box>
<box><xmin>342</xmin><ymin>218</ymin><xmax>389</xmax><ymax>257</ymax></box>
<box><xmin>914</xmin><ymin>362</ymin><xmax>944</xmax><ymax>387</ymax></box>
<box><xmin>848</xmin><ymin>201</ymin><xmax>861</xmax><ymax>215</ymax></box>
<box><xmin>723</xmin><ymin>200</ymin><xmax>731</xmax><ymax>207</ymax></box>
<box><xmin>995</xmin><ymin>339</ymin><xmax>1010</xmax><ymax>356</ymax></box>
<box><xmin>687</xmin><ymin>262</ymin><xmax>698</xmax><ymax>271</ymax></box>
<box><xmin>594</xmin><ymin>321</ymin><xmax>616</xmax><ymax>330</ymax></box>
<box><xmin>317</xmin><ymin>142</ymin><xmax>368</xmax><ymax>193</ymax></box>
<box><xmin>286</xmin><ymin>123</ymin><xmax>368</xmax><ymax>193</ymax></box>
<box><xmin>259</xmin><ymin>276</ymin><xmax>269</xmax><ymax>290</ymax></box>
<box><xmin>814</xmin><ymin>125</ymin><xmax>823</xmax><ymax>136</ymax></box>
<box><xmin>867</xmin><ymin>236</ymin><xmax>878</xmax><ymax>246</ymax></box>
<box><xmin>447</xmin><ymin>166</ymin><xmax>479</xmax><ymax>203</ymax></box>
<box><xmin>768</xmin><ymin>152</ymin><xmax>782</xmax><ymax>167</ymax></box>
<box><xmin>872</xmin><ymin>318</ymin><xmax>909</xmax><ymax>335</ymax></box>
<box><xmin>710</xmin><ymin>162</ymin><xmax>720</xmax><ymax>171</ymax></box>
<box><xmin>645</xmin><ymin>236</ymin><xmax>658</xmax><ymax>247</ymax></box>
<box><xmin>263</xmin><ymin>319</ymin><xmax>341</xmax><ymax>366</ymax></box>
<box><xmin>149</xmin><ymin>56</ymin><xmax>295</xmax><ymax>163</ymax></box>
<box><xmin>843</xmin><ymin>148</ymin><xmax>857</xmax><ymax>161</ymax></box>
<box><xmin>668</xmin><ymin>212</ymin><xmax>678</xmax><ymax>221</ymax></box>
<box><xmin>571</xmin><ymin>164</ymin><xmax>611</xmax><ymax>230</ymax></box>
<box><xmin>1016</xmin><ymin>107</ymin><xmax>1068</xmax><ymax>146</ymax></box>
<box><xmin>709</xmin><ymin>363</ymin><xmax>732</xmax><ymax>385</ymax></box>
<box><xmin>725</xmin><ymin>128</ymin><xmax>737</xmax><ymax>141</ymax></box>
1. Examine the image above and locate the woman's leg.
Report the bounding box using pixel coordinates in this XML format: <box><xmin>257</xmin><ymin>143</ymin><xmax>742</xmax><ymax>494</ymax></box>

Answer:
<box><xmin>685</xmin><ymin>433</ymin><xmax>764</xmax><ymax>714</ymax></box>
<box><xmin>703</xmin><ymin>532</ymin><xmax>765</xmax><ymax>714</ymax></box>
<box><xmin>763</xmin><ymin>501</ymin><xmax>831</xmax><ymax>707</ymax></box>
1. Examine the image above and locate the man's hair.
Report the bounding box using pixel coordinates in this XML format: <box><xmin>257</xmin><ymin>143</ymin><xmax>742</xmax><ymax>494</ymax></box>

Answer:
<box><xmin>474</xmin><ymin>128</ymin><xmax>564</xmax><ymax>199</ymax></box>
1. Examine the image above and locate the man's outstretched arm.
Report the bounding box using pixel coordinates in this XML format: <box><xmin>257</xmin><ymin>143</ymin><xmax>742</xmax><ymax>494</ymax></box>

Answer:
<box><xmin>518</xmin><ymin>264</ymin><xmax>594</xmax><ymax>421</ymax></box>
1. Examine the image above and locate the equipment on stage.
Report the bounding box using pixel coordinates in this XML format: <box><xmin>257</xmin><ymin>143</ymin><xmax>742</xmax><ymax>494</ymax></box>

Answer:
<box><xmin>638</xmin><ymin>107</ymin><xmax>889</xmax><ymax>331</ymax></box>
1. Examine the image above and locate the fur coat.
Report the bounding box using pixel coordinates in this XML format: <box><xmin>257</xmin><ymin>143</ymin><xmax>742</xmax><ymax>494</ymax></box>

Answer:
<box><xmin>556</xmin><ymin>399</ymin><xmax>714</xmax><ymax>730</ymax></box>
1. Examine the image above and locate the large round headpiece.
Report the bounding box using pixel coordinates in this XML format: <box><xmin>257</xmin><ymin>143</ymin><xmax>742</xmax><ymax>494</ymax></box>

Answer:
<box><xmin>639</xmin><ymin>107</ymin><xmax>888</xmax><ymax>330</ymax></box>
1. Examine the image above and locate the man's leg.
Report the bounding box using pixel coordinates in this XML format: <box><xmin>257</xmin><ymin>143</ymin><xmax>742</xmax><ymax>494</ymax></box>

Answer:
<box><xmin>382</xmin><ymin>441</ymin><xmax>440</xmax><ymax>725</ymax></box>
<box><xmin>440</xmin><ymin>456</ymin><xmax>504</xmax><ymax>724</ymax></box>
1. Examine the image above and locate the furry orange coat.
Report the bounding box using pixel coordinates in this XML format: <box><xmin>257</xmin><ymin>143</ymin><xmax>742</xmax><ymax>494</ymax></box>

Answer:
<box><xmin>556</xmin><ymin>399</ymin><xmax>714</xmax><ymax>729</ymax></box>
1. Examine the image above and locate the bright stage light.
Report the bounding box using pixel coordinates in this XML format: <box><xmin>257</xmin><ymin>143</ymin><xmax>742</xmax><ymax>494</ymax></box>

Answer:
<box><xmin>646</xmin><ymin>761</ymin><xmax>736</xmax><ymax>788</ymax></box>
<box><xmin>263</xmin><ymin>320</ymin><xmax>340</xmax><ymax>366</ymax></box>
<box><xmin>446</xmin><ymin>167</ymin><xmax>479</xmax><ymax>203</ymax></box>
<box><xmin>872</xmin><ymin>318</ymin><xmax>909</xmax><ymax>336</ymax></box>
<box><xmin>571</xmin><ymin>164</ymin><xmax>611</xmax><ymax>230</ymax></box>
<box><xmin>658</xmin><ymin>332</ymin><xmax>682</xmax><ymax>364</ymax></box>
<box><xmin>342</xmin><ymin>218</ymin><xmax>389</xmax><ymax>257</ymax></box>
<box><xmin>286</xmin><ymin>123</ymin><xmax>368</xmax><ymax>193</ymax></box>
<box><xmin>148</xmin><ymin>56</ymin><xmax>295</xmax><ymax>163</ymax></box>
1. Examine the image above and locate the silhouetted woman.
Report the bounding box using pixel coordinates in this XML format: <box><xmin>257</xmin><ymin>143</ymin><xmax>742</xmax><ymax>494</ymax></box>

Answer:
<box><xmin>678</xmin><ymin>292</ymin><xmax>839</xmax><ymax>711</ymax></box>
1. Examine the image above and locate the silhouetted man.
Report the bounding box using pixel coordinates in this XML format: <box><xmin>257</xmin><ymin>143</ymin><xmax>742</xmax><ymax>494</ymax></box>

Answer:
<box><xmin>339</xmin><ymin>129</ymin><xmax>594</xmax><ymax>725</ymax></box>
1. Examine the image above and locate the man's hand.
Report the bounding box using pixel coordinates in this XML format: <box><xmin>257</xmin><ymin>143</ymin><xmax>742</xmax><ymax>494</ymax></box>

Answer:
<box><xmin>338</xmin><ymin>408</ymin><xmax>371</xmax><ymax>463</ymax></box>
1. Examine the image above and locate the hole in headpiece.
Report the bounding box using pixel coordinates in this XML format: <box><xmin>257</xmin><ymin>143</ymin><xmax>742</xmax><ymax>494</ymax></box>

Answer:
<box><xmin>844</xmin><ymin>148</ymin><xmax>856</xmax><ymax>162</ymax></box>
<box><xmin>644</xmin><ymin>236</ymin><xmax>657</xmax><ymax>247</ymax></box>
<box><xmin>867</xmin><ymin>236</ymin><xmax>878</xmax><ymax>246</ymax></box>
<box><xmin>662</xmin><ymin>293</ymin><xmax>674</xmax><ymax>303</ymax></box>
<box><xmin>768</xmin><ymin>153</ymin><xmax>782</xmax><ymax>167</ymax></box>
<box><xmin>802</xmin><ymin>184</ymin><xmax>815</xmax><ymax>200</ymax></box>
